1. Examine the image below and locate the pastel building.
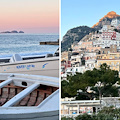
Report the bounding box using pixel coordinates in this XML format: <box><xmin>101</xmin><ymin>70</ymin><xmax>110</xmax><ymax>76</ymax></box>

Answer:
<box><xmin>79</xmin><ymin>41</ymin><xmax>93</xmax><ymax>49</ymax></box>
<box><xmin>102</xmin><ymin>31</ymin><xmax>116</xmax><ymax>40</ymax></box>
<box><xmin>70</xmin><ymin>52</ymin><xmax>82</xmax><ymax>67</ymax></box>
<box><xmin>76</xmin><ymin>41</ymin><xmax>101</xmax><ymax>53</ymax></box>
<box><xmin>100</xmin><ymin>45</ymin><xmax>117</xmax><ymax>54</ymax></box>
<box><xmin>96</xmin><ymin>52</ymin><xmax>120</xmax><ymax>60</ymax></box>
<box><xmin>86</xmin><ymin>46</ymin><xmax>101</xmax><ymax>52</ymax></box>
<box><xmin>61</xmin><ymin>52</ymin><xmax>69</xmax><ymax>61</ymax></box>
<box><xmin>83</xmin><ymin>53</ymin><xmax>96</xmax><ymax>60</ymax></box>
<box><xmin>95</xmin><ymin>59</ymin><xmax>120</xmax><ymax>74</ymax></box>
<box><xmin>61</xmin><ymin>60</ymin><xmax>71</xmax><ymax>74</ymax></box>
<box><xmin>93</xmin><ymin>39</ymin><xmax>120</xmax><ymax>48</ymax></box>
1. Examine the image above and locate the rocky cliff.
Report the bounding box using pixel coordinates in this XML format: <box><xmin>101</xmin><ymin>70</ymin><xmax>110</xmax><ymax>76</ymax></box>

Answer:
<box><xmin>92</xmin><ymin>11</ymin><xmax>120</xmax><ymax>29</ymax></box>
<box><xmin>61</xmin><ymin>26</ymin><xmax>96</xmax><ymax>52</ymax></box>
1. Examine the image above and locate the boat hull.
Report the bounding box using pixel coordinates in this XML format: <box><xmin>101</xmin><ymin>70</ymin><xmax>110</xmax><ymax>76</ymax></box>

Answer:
<box><xmin>0</xmin><ymin>57</ymin><xmax>59</xmax><ymax>77</ymax></box>
<box><xmin>0</xmin><ymin>110</ymin><xmax>59</xmax><ymax>120</ymax></box>
<box><xmin>0</xmin><ymin>74</ymin><xmax>59</xmax><ymax>120</ymax></box>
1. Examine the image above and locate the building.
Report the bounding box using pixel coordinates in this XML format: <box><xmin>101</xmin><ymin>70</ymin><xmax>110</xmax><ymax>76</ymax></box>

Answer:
<box><xmin>61</xmin><ymin>66</ymin><xmax>86</xmax><ymax>80</ymax></box>
<box><xmin>61</xmin><ymin>100</ymin><xmax>104</xmax><ymax>116</ymax></box>
<box><xmin>85</xmin><ymin>59</ymin><xmax>96</xmax><ymax>70</ymax></box>
<box><xmin>83</xmin><ymin>53</ymin><xmax>96</xmax><ymax>60</ymax></box>
<box><xmin>96</xmin><ymin>59</ymin><xmax>120</xmax><ymax>74</ymax></box>
<box><xmin>100</xmin><ymin>45</ymin><xmax>117</xmax><ymax>54</ymax></box>
<box><xmin>93</xmin><ymin>38</ymin><xmax>119</xmax><ymax>49</ymax></box>
<box><xmin>61</xmin><ymin>60</ymin><xmax>71</xmax><ymax>74</ymax></box>
<box><xmin>111</xmin><ymin>18</ymin><xmax>120</xmax><ymax>27</ymax></box>
<box><xmin>61</xmin><ymin>52</ymin><xmax>68</xmax><ymax>61</ymax></box>
<box><xmin>96</xmin><ymin>52</ymin><xmax>120</xmax><ymax>60</ymax></box>
<box><xmin>102</xmin><ymin>31</ymin><xmax>116</xmax><ymax>40</ymax></box>
<box><xmin>70</xmin><ymin>52</ymin><xmax>82</xmax><ymax>67</ymax></box>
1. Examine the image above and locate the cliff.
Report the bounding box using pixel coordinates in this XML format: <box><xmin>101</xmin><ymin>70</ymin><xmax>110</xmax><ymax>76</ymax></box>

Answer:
<box><xmin>61</xmin><ymin>26</ymin><xmax>96</xmax><ymax>52</ymax></box>
<box><xmin>92</xmin><ymin>11</ymin><xmax>120</xmax><ymax>29</ymax></box>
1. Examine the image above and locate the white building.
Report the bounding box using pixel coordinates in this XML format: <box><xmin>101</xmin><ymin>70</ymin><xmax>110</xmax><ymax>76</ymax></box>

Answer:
<box><xmin>85</xmin><ymin>59</ymin><xmax>96</xmax><ymax>70</ymax></box>
<box><xmin>93</xmin><ymin>38</ymin><xmax>120</xmax><ymax>48</ymax></box>
<box><xmin>111</xmin><ymin>18</ymin><xmax>120</xmax><ymax>27</ymax></box>
<box><xmin>70</xmin><ymin>53</ymin><xmax>82</xmax><ymax>67</ymax></box>
<box><xmin>99</xmin><ymin>25</ymin><xmax>109</xmax><ymax>32</ymax></box>
<box><xmin>83</xmin><ymin>53</ymin><xmax>96</xmax><ymax>60</ymax></box>
<box><xmin>102</xmin><ymin>31</ymin><xmax>116</xmax><ymax>40</ymax></box>
<box><xmin>61</xmin><ymin>66</ymin><xmax>86</xmax><ymax>79</ymax></box>
<box><xmin>66</xmin><ymin>66</ymin><xmax>86</xmax><ymax>75</ymax></box>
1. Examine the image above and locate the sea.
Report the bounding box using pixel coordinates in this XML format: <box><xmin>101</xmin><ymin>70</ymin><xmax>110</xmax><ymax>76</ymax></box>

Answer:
<box><xmin>0</xmin><ymin>33</ymin><xmax>59</xmax><ymax>58</ymax></box>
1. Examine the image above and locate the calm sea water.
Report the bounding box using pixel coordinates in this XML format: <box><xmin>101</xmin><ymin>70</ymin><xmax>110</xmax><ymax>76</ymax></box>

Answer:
<box><xmin>0</xmin><ymin>34</ymin><xmax>59</xmax><ymax>58</ymax></box>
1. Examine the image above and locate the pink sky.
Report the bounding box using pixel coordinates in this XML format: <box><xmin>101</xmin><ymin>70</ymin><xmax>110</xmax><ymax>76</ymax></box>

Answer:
<box><xmin>0</xmin><ymin>0</ymin><xmax>59</xmax><ymax>34</ymax></box>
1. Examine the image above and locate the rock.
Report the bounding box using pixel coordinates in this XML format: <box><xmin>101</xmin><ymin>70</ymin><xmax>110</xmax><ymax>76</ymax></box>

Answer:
<box><xmin>19</xmin><ymin>31</ymin><xmax>24</xmax><ymax>33</ymax></box>
<box><xmin>92</xmin><ymin>11</ymin><xmax>120</xmax><ymax>29</ymax></box>
<box><xmin>11</xmin><ymin>30</ymin><xmax>18</xmax><ymax>33</ymax></box>
<box><xmin>1</xmin><ymin>31</ymin><xmax>11</xmax><ymax>33</ymax></box>
<box><xmin>0</xmin><ymin>30</ymin><xmax>24</xmax><ymax>33</ymax></box>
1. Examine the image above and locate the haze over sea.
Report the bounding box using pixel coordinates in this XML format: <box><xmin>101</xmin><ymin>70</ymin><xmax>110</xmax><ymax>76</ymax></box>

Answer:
<box><xmin>0</xmin><ymin>34</ymin><xmax>59</xmax><ymax>58</ymax></box>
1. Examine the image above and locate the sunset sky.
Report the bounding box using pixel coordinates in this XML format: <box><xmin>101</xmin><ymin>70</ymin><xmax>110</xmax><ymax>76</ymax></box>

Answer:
<box><xmin>0</xmin><ymin>0</ymin><xmax>59</xmax><ymax>34</ymax></box>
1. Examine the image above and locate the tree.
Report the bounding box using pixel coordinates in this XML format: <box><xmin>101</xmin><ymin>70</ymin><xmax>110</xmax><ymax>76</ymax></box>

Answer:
<box><xmin>61</xmin><ymin>117</ymin><xmax>73</xmax><ymax>120</ymax></box>
<box><xmin>61</xmin><ymin>80</ymin><xmax>73</xmax><ymax>98</ymax></box>
<box><xmin>61</xmin><ymin>63</ymin><xmax>120</xmax><ymax>100</ymax></box>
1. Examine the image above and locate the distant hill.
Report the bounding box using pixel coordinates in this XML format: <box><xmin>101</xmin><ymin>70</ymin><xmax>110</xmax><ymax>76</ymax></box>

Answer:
<box><xmin>61</xmin><ymin>26</ymin><xmax>96</xmax><ymax>52</ymax></box>
<box><xmin>62</xmin><ymin>11</ymin><xmax>120</xmax><ymax>52</ymax></box>
<box><xmin>1</xmin><ymin>30</ymin><xmax>24</xmax><ymax>33</ymax></box>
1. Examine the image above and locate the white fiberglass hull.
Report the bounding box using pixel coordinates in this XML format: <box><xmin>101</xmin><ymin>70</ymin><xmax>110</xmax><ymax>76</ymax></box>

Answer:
<box><xmin>0</xmin><ymin>110</ymin><xmax>59</xmax><ymax>120</ymax></box>
<box><xmin>0</xmin><ymin>57</ymin><xmax>59</xmax><ymax>77</ymax></box>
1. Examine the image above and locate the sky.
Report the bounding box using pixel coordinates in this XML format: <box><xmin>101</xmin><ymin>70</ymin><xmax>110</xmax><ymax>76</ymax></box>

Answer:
<box><xmin>61</xmin><ymin>0</ymin><xmax>120</xmax><ymax>37</ymax></box>
<box><xmin>0</xmin><ymin>0</ymin><xmax>59</xmax><ymax>34</ymax></box>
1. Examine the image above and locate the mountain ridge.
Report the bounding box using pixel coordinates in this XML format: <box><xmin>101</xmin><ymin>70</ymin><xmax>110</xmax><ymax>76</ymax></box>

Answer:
<box><xmin>62</xmin><ymin>11</ymin><xmax>120</xmax><ymax>52</ymax></box>
<box><xmin>92</xmin><ymin>11</ymin><xmax>120</xmax><ymax>28</ymax></box>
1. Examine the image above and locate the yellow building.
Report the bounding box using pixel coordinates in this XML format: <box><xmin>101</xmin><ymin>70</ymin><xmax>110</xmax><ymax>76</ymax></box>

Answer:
<box><xmin>61</xmin><ymin>51</ymin><xmax>68</xmax><ymax>61</ymax></box>
<box><xmin>96</xmin><ymin>53</ymin><xmax>120</xmax><ymax>60</ymax></box>
<box><xmin>96</xmin><ymin>59</ymin><xmax>120</xmax><ymax>72</ymax></box>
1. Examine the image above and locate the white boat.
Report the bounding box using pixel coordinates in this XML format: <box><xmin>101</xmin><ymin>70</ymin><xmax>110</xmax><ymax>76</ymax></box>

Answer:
<box><xmin>0</xmin><ymin>73</ymin><xmax>59</xmax><ymax>120</ymax></box>
<box><xmin>0</xmin><ymin>52</ymin><xmax>59</xmax><ymax>77</ymax></box>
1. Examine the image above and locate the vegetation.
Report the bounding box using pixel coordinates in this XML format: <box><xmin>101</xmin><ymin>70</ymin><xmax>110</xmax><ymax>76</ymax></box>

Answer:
<box><xmin>61</xmin><ymin>117</ymin><xmax>74</xmax><ymax>120</ymax></box>
<box><xmin>61</xmin><ymin>63</ymin><xmax>120</xmax><ymax>99</ymax></box>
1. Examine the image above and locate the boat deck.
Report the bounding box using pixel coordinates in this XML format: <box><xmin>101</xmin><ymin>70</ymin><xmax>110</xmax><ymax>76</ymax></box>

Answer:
<box><xmin>0</xmin><ymin>82</ymin><xmax>57</xmax><ymax>106</ymax></box>
<box><xmin>0</xmin><ymin>73</ymin><xmax>59</xmax><ymax>107</ymax></box>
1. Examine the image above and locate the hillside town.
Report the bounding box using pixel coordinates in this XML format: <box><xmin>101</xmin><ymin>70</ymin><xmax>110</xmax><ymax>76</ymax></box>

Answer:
<box><xmin>61</xmin><ymin>18</ymin><xmax>120</xmax><ymax>118</ymax></box>
<box><xmin>61</xmin><ymin>18</ymin><xmax>120</xmax><ymax>79</ymax></box>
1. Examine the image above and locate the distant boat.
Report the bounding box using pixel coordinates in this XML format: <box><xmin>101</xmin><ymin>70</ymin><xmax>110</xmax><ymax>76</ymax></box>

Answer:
<box><xmin>0</xmin><ymin>73</ymin><xmax>59</xmax><ymax>120</ymax></box>
<box><xmin>40</xmin><ymin>39</ymin><xmax>59</xmax><ymax>45</ymax></box>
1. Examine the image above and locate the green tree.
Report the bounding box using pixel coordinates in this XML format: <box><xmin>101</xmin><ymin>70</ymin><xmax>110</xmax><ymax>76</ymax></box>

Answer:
<box><xmin>62</xmin><ymin>63</ymin><xmax>120</xmax><ymax>100</ymax></box>
<box><xmin>61</xmin><ymin>117</ymin><xmax>73</xmax><ymax>120</ymax></box>
<box><xmin>75</xmin><ymin>114</ymin><xmax>92</xmax><ymax>120</ymax></box>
